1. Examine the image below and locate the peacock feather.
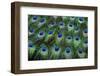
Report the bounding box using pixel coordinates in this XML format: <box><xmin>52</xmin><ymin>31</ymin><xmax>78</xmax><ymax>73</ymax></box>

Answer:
<box><xmin>62</xmin><ymin>47</ymin><xmax>73</xmax><ymax>59</ymax></box>
<box><xmin>50</xmin><ymin>44</ymin><xmax>61</xmax><ymax>59</ymax></box>
<box><xmin>28</xmin><ymin>15</ymin><xmax>88</xmax><ymax>60</ymax></box>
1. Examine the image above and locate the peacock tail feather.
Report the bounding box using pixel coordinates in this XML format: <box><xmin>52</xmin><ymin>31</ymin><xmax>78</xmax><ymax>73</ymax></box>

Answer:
<box><xmin>28</xmin><ymin>15</ymin><xmax>88</xmax><ymax>60</ymax></box>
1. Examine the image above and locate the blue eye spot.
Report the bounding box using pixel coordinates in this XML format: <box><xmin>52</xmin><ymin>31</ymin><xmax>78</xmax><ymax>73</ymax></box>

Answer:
<box><xmin>84</xmin><ymin>40</ymin><xmax>88</xmax><ymax>44</ymax></box>
<box><xmin>84</xmin><ymin>29</ymin><xmax>88</xmax><ymax>33</ymax></box>
<box><xmin>30</xmin><ymin>29</ymin><xmax>34</xmax><ymax>33</ymax></box>
<box><xmin>67</xmin><ymin>36</ymin><xmax>72</xmax><ymax>39</ymax></box>
<box><xmin>79</xmin><ymin>51</ymin><xmax>82</xmax><ymax>53</ymax></box>
<box><xmin>55</xmin><ymin>47</ymin><xmax>59</xmax><ymax>51</ymax></box>
<box><xmin>59</xmin><ymin>22</ymin><xmax>64</xmax><ymax>26</ymax></box>
<box><xmin>85</xmin><ymin>31</ymin><xmax>87</xmax><ymax>33</ymax></box>
<box><xmin>39</xmin><ymin>32</ymin><xmax>44</xmax><ymax>35</ymax></box>
<box><xmin>42</xmin><ymin>48</ymin><xmax>46</xmax><ymax>52</ymax></box>
<box><xmin>79</xmin><ymin>17</ymin><xmax>84</xmax><ymax>21</ymax></box>
<box><xmin>70</xmin><ymin>17</ymin><xmax>75</xmax><ymax>20</ymax></box>
<box><xmin>51</xmin><ymin>22</ymin><xmax>55</xmax><ymax>25</ymax></box>
<box><xmin>78</xmin><ymin>48</ymin><xmax>83</xmax><ymax>54</ymax></box>
<box><xmin>66</xmin><ymin>47</ymin><xmax>71</xmax><ymax>53</ymax></box>
<box><xmin>33</xmin><ymin>16</ymin><xmax>38</xmax><ymax>20</ymax></box>
<box><xmin>75</xmin><ymin>36</ymin><xmax>80</xmax><ymax>41</ymax></box>
<box><xmin>68</xmin><ymin>37</ymin><xmax>71</xmax><ymax>39</ymax></box>
<box><xmin>49</xmin><ymin>22</ymin><xmax>56</xmax><ymax>27</ymax></box>
<box><xmin>66</xmin><ymin>36</ymin><xmax>72</xmax><ymax>40</ymax></box>
<box><xmin>66</xmin><ymin>50</ymin><xmax>70</xmax><ymax>53</ymax></box>
<box><xmin>58</xmin><ymin>33</ymin><xmax>62</xmax><ymax>38</ymax></box>
<box><xmin>40</xmin><ymin>18</ymin><xmax>45</xmax><ymax>23</ymax></box>
<box><xmin>69</xmin><ymin>24</ymin><xmax>73</xmax><ymax>27</ymax></box>
<box><xmin>51</xmin><ymin>21</ymin><xmax>55</xmax><ymax>25</ymax></box>
<box><xmin>28</xmin><ymin>43</ymin><xmax>33</xmax><ymax>47</ymax></box>
<box><xmin>76</xmin><ymin>38</ymin><xmax>79</xmax><ymax>40</ymax></box>
<box><xmin>48</xmin><ymin>31</ymin><xmax>53</xmax><ymax>34</ymax></box>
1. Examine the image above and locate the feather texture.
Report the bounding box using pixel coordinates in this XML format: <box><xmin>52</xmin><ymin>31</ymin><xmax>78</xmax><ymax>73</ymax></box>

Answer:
<box><xmin>28</xmin><ymin>15</ymin><xmax>88</xmax><ymax>60</ymax></box>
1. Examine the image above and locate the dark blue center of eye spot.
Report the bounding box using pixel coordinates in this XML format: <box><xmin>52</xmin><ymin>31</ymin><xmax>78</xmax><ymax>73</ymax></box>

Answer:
<box><xmin>60</xmin><ymin>22</ymin><xmax>64</xmax><ymax>26</ymax></box>
<box><xmin>70</xmin><ymin>17</ymin><xmax>74</xmax><ymax>20</ymax></box>
<box><xmin>84</xmin><ymin>40</ymin><xmax>88</xmax><ymax>44</ymax></box>
<box><xmin>51</xmin><ymin>22</ymin><xmax>55</xmax><ymax>25</ymax></box>
<box><xmin>84</xmin><ymin>29</ymin><xmax>87</xmax><ymax>33</ymax></box>
<box><xmin>76</xmin><ymin>37</ymin><xmax>79</xmax><ymax>40</ymax></box>
<box><xmin>75</xmin><ymin>36</ymin><xmax>80</xmax><ymax>41</ymax></box>
<box><xmin>30</xmin><ymin>29</ymin><xmax>34</xmax><ymax>33</ymax></box>
<box><xmin>78</xmin><ymin>48</ymin><xmax>83</xmax><ymax>54</ymax></box>
<box><xmin>55</xmin><ymin>47</ymin><xmax>59</xmax><ymax>51</ymax></box>
<box><xmin>69</xmin><ymin>24</ymin><xmax>73</xmax><ymax>27</ymax></box>
<box><xmin>40</xmin><ymin>18</ymin><xmax>45</xmax><ymax>23</ymax></box>
<box><xmin>33</xmin><ymin>16</ymin><xmax>38</xmax><ymax>20</ymax></box>
<box><xmin>79</xmin><ymin>17</ymin><xmax>84</xmax><ymax>21</ymax></box>
<box><xmin>58</xmin><ymin>33</ymin><xmax>62</xmax><ymax>38</ymax></box>
<box><xmin>67</xmin><ymin>36</ymin><xmax>71</xmax><ymax>39</ymax></box>
<box><xmin>79</xmin><ymin>50</ymin><xmax>82</xmax><ymax>54</ymax></box>
<box><xmin>85</xmin><ymin>31</ymin><xmax>87</xmax><ymax>33</ymax></box>
<box><xmin>66</xmin><ymin>48</ymin><xmax>71</xmax><ymax>53</ymax></box>
<box><xmin>28</xmin><ymin>44</ymin><xmax>33</xmax><ymax>47</ymax></box>
<box><xmin>48</xmin><ymin>31</ymin><xmax>53</xmax><ymax>34</ymax></box>
<box><xmin>42</xmin><ymin>48</ymin><xmax>46</xmax><ymax>52</ymax></box>
<box><xmin>39</xmin><ymin>32</ymin><xmax>44</xmax><ymax>35</ymax></box>
<box><xmin>66</xmin><ymin>50</ymin><xmax>70</xmax><ymax>53</ymax></box>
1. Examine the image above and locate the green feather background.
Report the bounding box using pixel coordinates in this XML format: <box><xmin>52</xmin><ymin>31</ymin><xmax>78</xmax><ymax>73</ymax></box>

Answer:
<box><xmin>28</xmin><ymin>15</ymin><xmax>88</xmax><ymax>61</ymax></box>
